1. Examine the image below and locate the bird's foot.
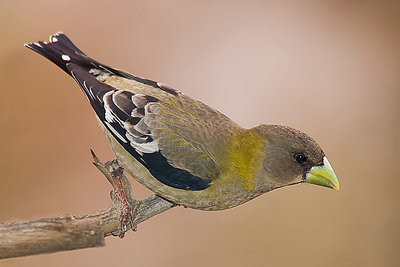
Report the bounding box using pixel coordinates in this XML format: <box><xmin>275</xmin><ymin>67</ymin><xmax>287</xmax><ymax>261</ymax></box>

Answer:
<box><xmin>112</xmin><ymin>175</ymin><xmax>137</xmax><ymax>238</ymax></box>
<box><xmin>91</xmin><ymin>150</ymin><xmax>137</xmax><ymax>238</ymax></box>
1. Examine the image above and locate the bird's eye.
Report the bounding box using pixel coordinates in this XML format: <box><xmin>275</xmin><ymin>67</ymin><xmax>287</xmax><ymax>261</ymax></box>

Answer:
<box><xmin>294</xmin><ymin>153</ymin><xmax>308</xmax><ymax>164</ymax></box>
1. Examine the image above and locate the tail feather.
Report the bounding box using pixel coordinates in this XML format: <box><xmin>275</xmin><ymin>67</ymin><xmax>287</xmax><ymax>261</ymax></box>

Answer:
<box><xmin>48</xmin><ymin>32</ymin><xmax>86</xmax><ymax>55</ymax></box>
<box><xmin>25</xmin><ymin>32</ymin><xmax>181</xmax><ymax>96</ymax></box>
<box><xmin>24</xmin><ymin>32</ymin><xmax>101</xmax><ymax>74</ymax></box>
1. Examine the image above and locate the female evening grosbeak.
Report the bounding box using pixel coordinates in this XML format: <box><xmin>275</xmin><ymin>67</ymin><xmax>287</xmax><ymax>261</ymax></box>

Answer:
<box><xmin>25</xmin><ymin>33</ymin><xmax>339</xmax><ymax>235</ymax></box>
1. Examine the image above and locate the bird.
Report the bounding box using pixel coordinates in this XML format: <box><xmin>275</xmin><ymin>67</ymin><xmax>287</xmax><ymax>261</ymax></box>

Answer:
<box><xmin>25</xmin><ymin>32</ymin><xmax>339</xmax><ymax>236</ymax></box>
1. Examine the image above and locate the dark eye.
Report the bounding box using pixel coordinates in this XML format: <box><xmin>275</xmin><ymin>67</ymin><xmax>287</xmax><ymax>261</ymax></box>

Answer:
<box><xmin>294</xmin><ymin>153</ymin><xmax>308</xmax><ymax>164</ymax></box>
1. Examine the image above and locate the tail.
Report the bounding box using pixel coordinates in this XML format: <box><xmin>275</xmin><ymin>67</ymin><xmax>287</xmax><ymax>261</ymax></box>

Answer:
<box><xmin>24</xmin><ymin>32</ymin><xmax>104</xmax><ymax>75</ymax></box>
<box><xmin>25</xmin><ymin>32</ymin><xmax>180</xmax><ymax>96</ymax></box>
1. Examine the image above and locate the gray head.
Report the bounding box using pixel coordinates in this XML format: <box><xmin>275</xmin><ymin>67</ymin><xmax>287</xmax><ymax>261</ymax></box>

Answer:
<box><xmin>255</xmin><ymin>124</ymin><xmax>339</xmax><ymax>190</ymax></box>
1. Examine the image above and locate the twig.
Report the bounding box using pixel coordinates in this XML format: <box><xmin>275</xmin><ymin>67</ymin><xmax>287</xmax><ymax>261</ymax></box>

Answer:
<box><xmin>0</xmin><ymin>151</ymin><xmax>176</xmax><ymax>259</ymax></box>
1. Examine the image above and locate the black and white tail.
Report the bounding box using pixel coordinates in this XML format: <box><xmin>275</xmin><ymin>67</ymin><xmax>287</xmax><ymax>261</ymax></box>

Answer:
<box><xmin>24</xmin><ymin>32</ymin><xmax>98</xmax><ymax>74</ymax></box>
<box><xmin>25</xmin><ymin>32</ymin><xmax>123</xmax><ymax>120</ymax></box>
<box><xmin>25</xmin><ymin>32</ymin><xmax>181</xmax><ymax>96</ymax></box>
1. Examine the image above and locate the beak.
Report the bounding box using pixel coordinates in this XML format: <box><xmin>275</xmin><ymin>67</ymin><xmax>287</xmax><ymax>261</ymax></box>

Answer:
<box><xmin>305</xmin><ymin>157</ymin><xmax>339</xmax><ymax>190</ymax></box>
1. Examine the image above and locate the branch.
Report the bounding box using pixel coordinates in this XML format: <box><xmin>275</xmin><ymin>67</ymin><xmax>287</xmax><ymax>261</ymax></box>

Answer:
<box><xmin>0</xmin><ymin>151</ymin><xmax>176</xmax><ymax>259</ymax></box>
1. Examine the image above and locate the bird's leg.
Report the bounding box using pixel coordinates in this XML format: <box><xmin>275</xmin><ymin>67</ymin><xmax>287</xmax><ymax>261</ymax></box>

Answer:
<box><xmin>91</xmin><ymin>150</ymin><xmax>136</xmax><ymax>238</ymax></box>
<box><xmin>108</xmin><ymin>160</ymin><xmax>136</xmax><ymax>238</ymax></box>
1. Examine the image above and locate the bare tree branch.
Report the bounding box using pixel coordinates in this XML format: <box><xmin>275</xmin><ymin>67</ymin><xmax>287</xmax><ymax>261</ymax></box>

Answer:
<box><xmin>0</xmin><ymin>151</ymin><xmax>176</xmax><ymax>259</ymax></box>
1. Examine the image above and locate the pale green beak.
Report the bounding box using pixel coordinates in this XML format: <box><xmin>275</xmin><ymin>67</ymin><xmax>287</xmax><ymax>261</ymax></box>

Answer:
<box><xmin>305</xmin><ymin>157</ymin><xmax>339</xmax><ymax>190</ymax></box>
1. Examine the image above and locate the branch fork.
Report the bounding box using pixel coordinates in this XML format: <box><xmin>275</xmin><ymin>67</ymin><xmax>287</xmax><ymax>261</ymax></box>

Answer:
<box><xmin>0</xmin><ymin>151</ymin><xmax>176</xmax><ymax>259</ymax></box>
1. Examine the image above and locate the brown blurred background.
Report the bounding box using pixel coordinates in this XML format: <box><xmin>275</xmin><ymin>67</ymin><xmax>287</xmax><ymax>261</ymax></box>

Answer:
<box><xmin>1</xmin><ymin>0</ymin><xmax>399</xmax><ymax>266</ymax></box>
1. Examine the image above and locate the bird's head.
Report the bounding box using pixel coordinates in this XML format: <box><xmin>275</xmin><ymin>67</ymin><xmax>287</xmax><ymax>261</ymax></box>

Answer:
<box><xmin>255</xmin><ymin>124</ymin><xmax>339</xmax><ymax>191</ymax></box>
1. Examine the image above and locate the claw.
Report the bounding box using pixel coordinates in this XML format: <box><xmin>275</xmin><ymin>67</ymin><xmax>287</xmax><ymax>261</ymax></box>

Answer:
<box><xmin>113</xmin><ymin>173</ymin><xmax>136</xmax><ymax>238</ymax></box>
<box><xmin>91</xmin><ymin>150</ymin><xmax>136</xmax><ymax>237</ymax></box>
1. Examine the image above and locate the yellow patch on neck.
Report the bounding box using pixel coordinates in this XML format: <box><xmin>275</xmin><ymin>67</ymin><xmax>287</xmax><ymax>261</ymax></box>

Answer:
<box><xmin>222</xmin><ymin>128</ymin><xmax>264</xmax><ymax>190</ymax></box>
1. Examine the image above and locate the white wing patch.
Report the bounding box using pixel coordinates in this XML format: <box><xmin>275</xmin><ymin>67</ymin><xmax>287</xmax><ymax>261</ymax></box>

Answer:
<box><xmin>102</xmin><ymin>90</ymin><xmax>159</xmax><ymax>154</ymax></box>
<box><xmin>104</xmin><ymin>121</ymin><xmax>128</xmax><ymax>143</ymax></box>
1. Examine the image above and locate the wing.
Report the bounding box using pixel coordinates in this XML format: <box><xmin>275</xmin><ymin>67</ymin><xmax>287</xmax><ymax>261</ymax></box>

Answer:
<box><xmin>73</xmin><ymin>65</ymin><xmax>223</xmax><ymax>190</ymax></box>
<box><xmin>25</xmin><ymin>32</ymin><xmax>238</xmax><ymax>190</ymax></box>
